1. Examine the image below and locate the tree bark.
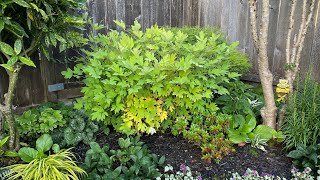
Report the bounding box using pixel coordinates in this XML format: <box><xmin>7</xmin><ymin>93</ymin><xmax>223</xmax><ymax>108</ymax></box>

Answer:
<box><xmin>0</xmin><ymin>64</ymin><xmax>22</xmax><ymax>150</ymax></box>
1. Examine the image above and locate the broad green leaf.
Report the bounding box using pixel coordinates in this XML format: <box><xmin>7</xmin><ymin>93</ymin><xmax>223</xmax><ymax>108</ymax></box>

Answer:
<box><xmin>253</xmin><ymin>125</ymin><xmax>273</xmax><ymax>141</ymax></box>
<box><xmin>18</xmin><ymin>147</ymin><xmax>38</xmax><ymax>162</ymax></box>
<box><xmin>0</xmin><ymin>42</ymin><xmax>15</xmax><ymax>55</ymax></box>
<box><xmin>228</xmin><ymin>130</ymin><xmax>247</xmax><ymax>144</ymax></box>
<box><xmin>19</xmin><ymin>56</ymin><xmax>36</xmax><ymax>67</ymax></box>
<box><xmin>14</xmin><ymin>0</ymin><xmax>30</xmax><ymax>8</ymax></box>
<box><xmin>240</xmin><ymin>114</ymin><xmax>256</xmax><ymax>133</ymax></box>
<box><xmin>287</xmin><ymin>150</ymin><xmax>304</xmax><ymax>159</ymax></box>
<box><xmin>0</xmin><ymin>64</ymin><xmax>14</xmax><ymax>71</ymax></box>
<box><xmin>14</xmin><ymin>39</ymin><xmax>22</xmax><ymax>54</ymax></box>
<box><xmin>36</xmin><ymin>134</ymin><xmax>53</xmax><ymax>152</ymax></box>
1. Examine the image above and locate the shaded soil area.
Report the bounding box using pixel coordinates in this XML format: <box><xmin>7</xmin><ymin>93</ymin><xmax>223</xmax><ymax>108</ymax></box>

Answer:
<box><xmin>74</xmin><ymin>131</ymin><xmax>292</xmax><ymax>179</ymax></box>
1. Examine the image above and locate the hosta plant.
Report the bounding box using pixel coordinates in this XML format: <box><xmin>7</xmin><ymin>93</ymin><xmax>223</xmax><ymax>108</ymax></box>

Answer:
<box><xmin>63</xmin><ymin>20</ymin><xmax>250</xmax><ymax>135</ymax></box>
<box><xmin>82</xmin><ymin>136</ymin><xmax>165</xmax><ymax>179</ymax></box>
<box><xmin>5</xmin><ymin>134</ymin><xmax>85</xmax><ymax>180</ymax></box>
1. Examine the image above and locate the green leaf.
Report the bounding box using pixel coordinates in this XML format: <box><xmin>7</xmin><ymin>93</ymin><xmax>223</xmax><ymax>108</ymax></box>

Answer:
<box><xmin>36</xmin><ymin>134</ymin><xmax>53</xmax><ymax>152</ymax></box>
<box><xmin>52</xmin><ymin>144</ymin><xmax>60</xmax><ymax>153</ymax></box>
<box><xmin>0</xmin><ymin>21</ymin><xmax>4</xmax><ymax>33</ymax></box>
<box><xmin>4</xmin><ymin>150</ymin><xmax>18</xmax><ymax>157</ymax></box>
<box><xmin>19</xmin><ymin>56</ymin><xmax>36</xmax><ymax>67</ymax></box>
<box><xmin>158</xmin><ymin>156</ymin><xmax>165</xmax><ymax>165</ymax></box>
<box><xmin>228</xmin><ymin>130</ymin><xmax>248</xmax><ymax>144</ymax></box>
<box><xmin>0</xmin><ymin>64</ymin><xmax>14</xmax><ymax>71</ymax></box>
<box><xmin>18</xmin><ymin>147</ymin><xmax>38</xmax><ymax>162</ymax></box>
<box><xmin>0</xmin><ymin>136</ymin><xmax>9</xmax><ymax>147</ymax></box>
<box><xmin>253</xmin><ymin>125</ymin><xmax>273</xmax><ymax>141</ymax></box>
<box><xmin>114</xmin><ymin>20</ymin><xmax>126</xmax><ymax>30</ymax></box>
<box><xmin>0</xmin><ymin>42</ymin><xmax>15</xmax><ymax>55</ymax></box>
<box><xmin>287</xmin><ymin>150</ymin><xmax>304</xmax><ymax>159</ymax></box>
<box><xmin>14</xmin><ymin>0</ymin><xmax>30</xmax><ymax>8</ymax></box>
<box><xmin>14</xmin><ymin>39</ymin><xmax>22</xmax><ymax>54</ymax></box>
<box><xmin>240</xmin><ymin>114</ymin><xmax>256</xmax><ymax>133</ymax></box>
<box><xmin>61</xmin><ymin>68</ymin><xmax>73</xmax><ymax>79</ymax></box>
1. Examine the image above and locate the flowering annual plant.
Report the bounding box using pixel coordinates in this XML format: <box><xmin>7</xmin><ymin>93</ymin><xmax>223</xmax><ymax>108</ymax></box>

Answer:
<box><xmin>157</xmin><ymin>164</ymin><xmax>202</xmax><ymax>180</ymax></box>
<box><xmin>230</xmin><ymin>168</ymin><xmax>285</xmax><ymax>180</ymax></box>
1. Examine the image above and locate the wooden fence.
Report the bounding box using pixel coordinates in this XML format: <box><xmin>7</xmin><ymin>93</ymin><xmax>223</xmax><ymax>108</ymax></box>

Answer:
<box><xmin>1</xmin><ymin>0</ymin><xmax>320</xmax><ymax>107</ymax></box>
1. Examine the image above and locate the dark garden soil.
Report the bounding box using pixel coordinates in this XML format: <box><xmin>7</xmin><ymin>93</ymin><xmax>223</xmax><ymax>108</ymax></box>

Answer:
<box><xmin>73</xmin><ymin>131</ymin><xmax>292</xmax><ymax>179</ymax></box>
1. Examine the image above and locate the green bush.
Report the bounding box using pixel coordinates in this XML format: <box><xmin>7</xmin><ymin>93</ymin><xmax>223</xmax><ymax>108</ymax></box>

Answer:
<box><xmin>282</xmin><ymin>72</ymin><xmax>320</xmax><ymax>149</ymax></box>
<box><xmin>16</xmin><ymin>106</ymin><xmax>65</xmax><ymax>137</ymax></box>
<box><xmin>82</xmin><ymin>136</ymin><xmax>165</xmax><ymax>180</ymax></box>
<box><xmin>164</xmin><ymin>27</ymin><xmax>251</xmax><ymax>73</ymax></box>
<box><xmin>63</xmin><ymin>20</ymin><xmax>250</xmax><ymax>135</ymax></box>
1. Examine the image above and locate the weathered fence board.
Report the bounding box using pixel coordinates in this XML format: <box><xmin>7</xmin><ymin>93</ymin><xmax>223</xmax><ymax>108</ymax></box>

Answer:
<box><xmin>1</xmin><ymin>0</ymin><xmax>320</xmax><ymax>107</ymax></box>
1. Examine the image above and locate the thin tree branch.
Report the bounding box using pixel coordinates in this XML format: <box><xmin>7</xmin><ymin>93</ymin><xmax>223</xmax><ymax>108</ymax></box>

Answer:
<box><xmin>249</xmin><ymin>0</ymin><xmax>259</xmax><ymax>50</ymax></box>
<box><xmin>293</xmin><ymin>0</ymin><xmax>316</xmax><ymax>78</ymax></box>
<box><xmin>286</xmin><ymin>0</ymin><xmax>297</xmax><ymax>65</ymax></box>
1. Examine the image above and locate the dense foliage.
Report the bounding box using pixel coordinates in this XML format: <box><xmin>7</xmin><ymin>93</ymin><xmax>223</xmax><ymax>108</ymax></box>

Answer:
<box><xmin>170</xmin><ymin>114</ymin><xmax>233</xmax><ymax>163</ymax></box>
<box><xmin>82</xmin><ymin>136</ymin><xmax>165</xmax><ymax>180</ymax></box>
<box><xmin>63</xmin><ymin>21</ymin><xmax>250</xmax><ymax>135</ymax></box>
<box><xmin>282</xmin><ymin>72</ymin><xmax>320</xmax><ymax>149</ymax></box>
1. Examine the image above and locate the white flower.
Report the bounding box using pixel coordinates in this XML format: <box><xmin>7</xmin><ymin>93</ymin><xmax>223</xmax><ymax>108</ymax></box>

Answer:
<box><xmin>147</xmin><ymin>127</ymin><xmax>157</xmax><ymax>135</ymax></box>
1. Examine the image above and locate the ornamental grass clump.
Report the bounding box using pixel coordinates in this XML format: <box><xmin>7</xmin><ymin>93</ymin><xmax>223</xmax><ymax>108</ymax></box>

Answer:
<box><xmin>63</xmin><ymin>20</ymin><xmax>250</xmax><ymax>135</ymax></box>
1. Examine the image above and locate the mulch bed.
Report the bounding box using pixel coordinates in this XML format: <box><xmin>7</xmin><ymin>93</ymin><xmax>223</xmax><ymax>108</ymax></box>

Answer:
<box><xmin>73</xmin><ymin>131</ymin><xmax>292</xmax><ymax>179</ymax></box>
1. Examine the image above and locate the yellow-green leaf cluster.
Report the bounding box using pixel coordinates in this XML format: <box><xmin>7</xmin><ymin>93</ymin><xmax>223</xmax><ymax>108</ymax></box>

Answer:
<box><xmin>276</xmin><ymin>79</ymin><xmax>290</xmax><ymax>103</ymax></box>
<box><xmin>68</xmin><ymin>21</ymin><xmax>250</xmax><ymax>135</ymax></box>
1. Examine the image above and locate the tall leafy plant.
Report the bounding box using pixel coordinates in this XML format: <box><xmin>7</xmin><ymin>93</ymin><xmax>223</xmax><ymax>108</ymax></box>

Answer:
<box><xmin>282</xmin><ymin>72</ymin><xmax>320</xmax><ymax>149</ymax></box>
<box><xmin>63</xmin><ymin>21</ymin><xmax>250</xmax><ymax>135</ymax></box>
<box><xmin>0</xmin><ymin>0</ymin><xmax>89</xmax><ymax>150</ymax></box>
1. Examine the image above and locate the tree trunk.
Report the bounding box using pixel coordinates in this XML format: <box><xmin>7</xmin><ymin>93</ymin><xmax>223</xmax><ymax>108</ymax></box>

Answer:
<box><xmin>249</xmin><ymin>0</ymin><xmax>277</xmax><ymax>129</ymax></box>
<box><xmin>0</xmin><ymin>64</ymin><xmax>22</xmax><ymax>150</ymax></box>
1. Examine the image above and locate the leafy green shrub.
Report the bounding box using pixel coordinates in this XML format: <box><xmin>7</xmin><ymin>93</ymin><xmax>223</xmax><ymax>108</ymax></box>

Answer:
<box><xmin>282</xmin><ymin>72</ymin><xmax>320</xmax><ymax>149</ymax></box>
<box><xmin>215</xmin><ymin>79</ymin><xmax>263</xmax><ymax>118</ymax></box>
<box><xmin>5</xmin><ymin>134</ymin><xmax>85</xmax><ymax>180</ymax></box>
<box><xmin>0</xmin><ymin>136</ymin><xmax>18</xmax><ymax>158</ymax></box>
<box><xmin>82</xmin><ymin>136</ymin><xmax>165</xmax><ymax>179</ymax></box>
<box><xmin>16</xmin><ymin>107</ymin><xmax>64</xmax><ymax>137</ymax></box>
<box><xmin>164</xmin><ymin>27</ymin><xmax>251</xmax><ymax>73</ymax></box>
<box><xmin>63</xmin><ymin>20</ymin><xmax>250</xmax><ymax>135</ymax></box>
<box><xmin>170</xmin><ymin>114</ymin><xmax>233</xmax><ymax>163</ymax></box>
<box><xmin>287</xmin><ymin>144</ymin><xmax>320</xmax><ymax>173</ymax></box>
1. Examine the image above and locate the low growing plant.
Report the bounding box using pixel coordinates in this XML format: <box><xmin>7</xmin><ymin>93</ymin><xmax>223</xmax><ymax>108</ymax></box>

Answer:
<box><xmin>82</xmin><ymin>136</ymin><xmax>165</xmax><ymax>179</ymax></box>
<box><xmin>157</xmin><ymin>164</ymin><xmax>202</xmax><ymax>180</ymax></box>
<box><xmin>51</xmin><ymin>111</ymin><xmax>101</xmax><ymax>147</ymax></box>
<box><xmin>63</xmin><ymin>20</ymin><xmax>250</xmax><ymax>135</ymax></box>
<box><xmin>171</xmin><ymin>114</ymin><xmax>233</xmax><ymax>163</ymax></box>
<box><xmin>287</xmin><ymin>144</ymin><xmax>320</xmax><ymax>173</ymax></box>
<box><xmin>5</xmin><ymin>134</ymin><xmax>85</xmax><ymax>180</ymax></box>
<box><xmin>16</xmin><ymin>106</ymin><xmax>65</xmax><ymax>137</ymax></box>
